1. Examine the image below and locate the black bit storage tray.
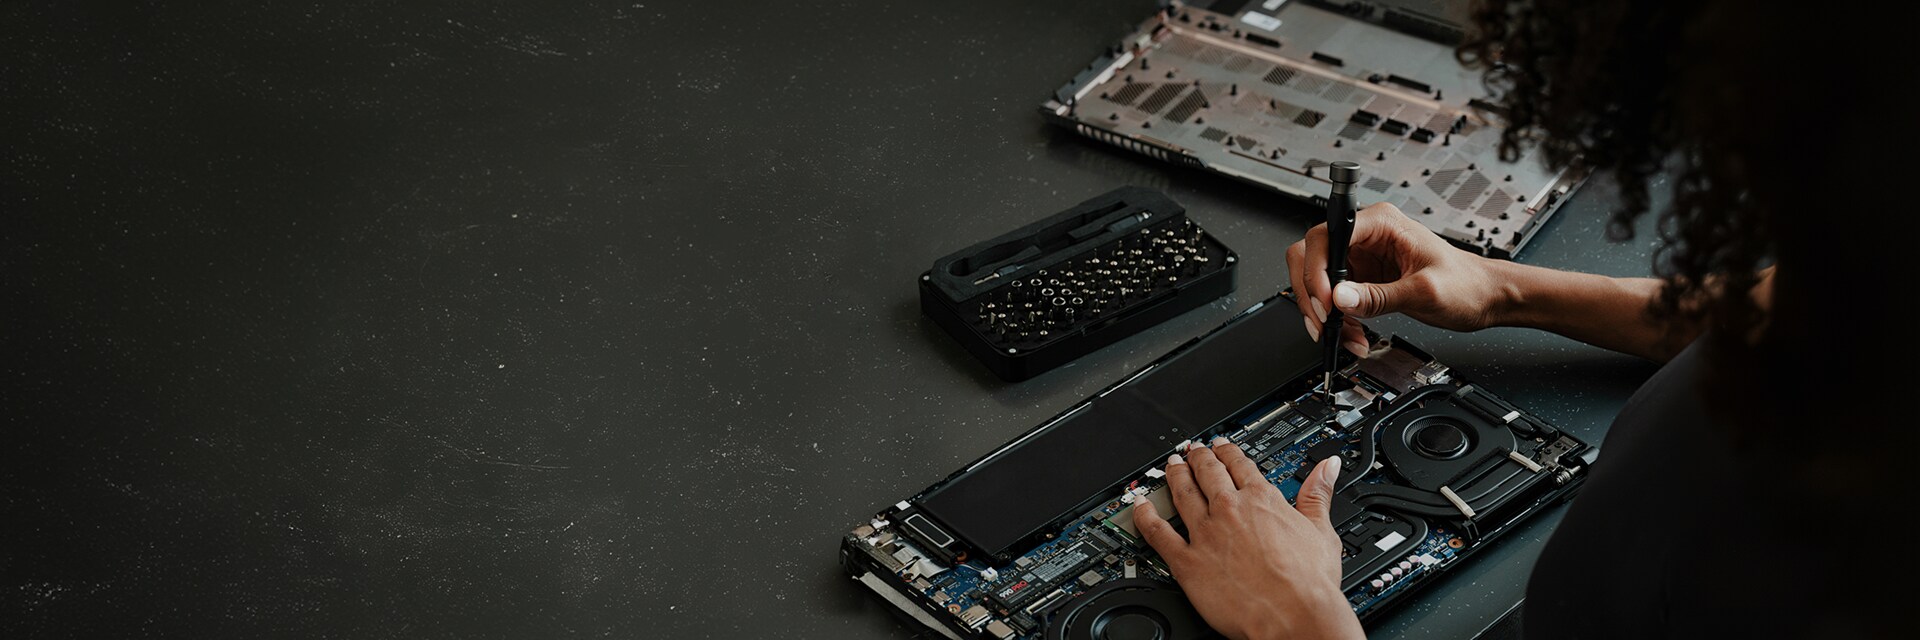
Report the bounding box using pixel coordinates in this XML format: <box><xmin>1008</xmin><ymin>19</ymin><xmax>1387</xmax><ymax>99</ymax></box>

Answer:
<box><xmin>920</xmin><ymin>187</ymin><xmax>1237</xmax><ymax>381</ymax></box>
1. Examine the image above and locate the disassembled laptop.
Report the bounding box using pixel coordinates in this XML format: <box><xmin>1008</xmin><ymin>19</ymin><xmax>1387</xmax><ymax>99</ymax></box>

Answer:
<box><xmin>1043</xmin><ymin>0</ymin><xmax>1584</xmax><ymax>259</ymax></box>
<box><xmin>846</xmin><ymin>294</ymin><xmax>1595</xmax><ymax>639</ymax></box>
<box><xmin>849</xmin><ymin>3</ymin><xmax>1599</xmax><ymax>638</ymax></box>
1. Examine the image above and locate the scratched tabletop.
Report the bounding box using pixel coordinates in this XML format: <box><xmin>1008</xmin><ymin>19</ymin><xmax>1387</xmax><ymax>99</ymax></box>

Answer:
<box><xmin>2</xmin><ymin>1</ymin><xmax>1660</xmax><ymax>638</ymax></box>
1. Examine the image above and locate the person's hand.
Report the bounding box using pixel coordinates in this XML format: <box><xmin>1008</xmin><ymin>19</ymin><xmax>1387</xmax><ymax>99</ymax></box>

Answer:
<box><xmin>1286</xmin><ymin>202</ymin><xmax>1510</xmax><ymax>355</ymax></box>
<box><xmin>1133</xmin><ymin>438</ymin><xmax>1364</xmax><ymax>640</ymax></box>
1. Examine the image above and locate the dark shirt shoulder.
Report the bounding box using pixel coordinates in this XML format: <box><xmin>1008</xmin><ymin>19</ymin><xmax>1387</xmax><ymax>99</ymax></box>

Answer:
<box><xmin>1524</xmin><ymin>340</ymin><xmax>1884</xmax><ymax>638</ymax></box>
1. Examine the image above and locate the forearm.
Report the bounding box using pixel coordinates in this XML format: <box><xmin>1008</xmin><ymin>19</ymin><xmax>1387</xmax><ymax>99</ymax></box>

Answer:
<box><xmin>1485</xmin><ymin>260</ymin><xmax>1698</xmax><ymax>361</ymax></box>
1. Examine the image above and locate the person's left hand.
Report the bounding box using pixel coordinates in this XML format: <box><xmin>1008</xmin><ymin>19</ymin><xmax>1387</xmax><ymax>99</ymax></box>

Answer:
<box><xmin>1133</xmin><ymin>438</ymin><xmax>1365</xmax><ymax>640</ymax></box>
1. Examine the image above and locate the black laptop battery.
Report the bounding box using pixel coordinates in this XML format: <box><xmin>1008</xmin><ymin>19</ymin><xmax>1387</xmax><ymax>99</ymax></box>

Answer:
<box><xmin>904</xmin><ymin>297</ymin><xmax>1328</xmax><ymax>564</ymax></box>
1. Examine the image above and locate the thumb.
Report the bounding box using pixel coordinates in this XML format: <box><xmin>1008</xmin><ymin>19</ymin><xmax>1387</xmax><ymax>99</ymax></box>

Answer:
<box><xmin>1332</xmin><ymin>280</ymin><xmax>1411</xmax><ymax>319</ymax></box>
<box><xmin>1293</xmin><ymin>457</ymin><xmax>1342</xmax><ymax>524</ymax></box>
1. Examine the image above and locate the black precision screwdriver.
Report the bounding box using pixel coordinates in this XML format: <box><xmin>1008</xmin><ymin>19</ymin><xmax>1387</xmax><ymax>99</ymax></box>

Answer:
<box><xmin>1321</xmin><ymin>161</ymin><xmax>1361</xmax><ymax>408</ymax></box>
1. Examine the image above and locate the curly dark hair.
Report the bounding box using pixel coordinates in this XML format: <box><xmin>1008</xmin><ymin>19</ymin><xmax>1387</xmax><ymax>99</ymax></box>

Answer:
<box><xmin>1456</xmin><ymin>0</ymin><xmax>1916</xmax><ymax>443</ymax></box>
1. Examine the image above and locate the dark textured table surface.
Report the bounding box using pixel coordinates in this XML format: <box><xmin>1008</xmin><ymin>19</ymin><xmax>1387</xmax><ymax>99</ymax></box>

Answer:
<box><xmin>4</xmin><ymin>1</ymin><xmax>1660</xmax><ymax>637</ymax></box>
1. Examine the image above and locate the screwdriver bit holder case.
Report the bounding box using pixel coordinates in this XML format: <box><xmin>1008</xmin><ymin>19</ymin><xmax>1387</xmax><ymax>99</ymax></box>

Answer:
<box><xmin>920</xmin><ymin>187</ymin><xmax>1237</xmax><ymax>381</ymax></box>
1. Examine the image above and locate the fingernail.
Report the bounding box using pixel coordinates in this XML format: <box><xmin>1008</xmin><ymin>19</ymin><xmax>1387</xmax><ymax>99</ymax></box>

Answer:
<box><xmin>1187</xmin><ymin>440</ymin><xmax>1205</xmax><ymax>451</ymax></box>
<box><xmin>1310</xmin><ymin>298</ymin><xmax>1329</xmax><ymax>323</ymax></box>
<box><xmin>1304</xmin><ymin>317</ymin><xmax>1320</xmax><ymax>341</ymax></box>
<box><xmin>1333</xmin><ymin>282</ymin><xmax>1359</xmax><ymax>310</ymax></box>
<box><xmin>1346</xmin><ymin>338</ymin><xmax>1370</xmax><ymax>357</ymax></box>
<box><xmin>1167</xmin><ymin>453</ymin><xmax>1185</xmax><ymax>466</ymax></box>
<box><xmin>1210</xmin><ymin>436</ymin><xmax>1229</xmax><ymax>447</ymax></box>
<box><xmin>1324</xmin><ymin>457</ymin><xmax>1342</xmax><ymax>485</ymax></box>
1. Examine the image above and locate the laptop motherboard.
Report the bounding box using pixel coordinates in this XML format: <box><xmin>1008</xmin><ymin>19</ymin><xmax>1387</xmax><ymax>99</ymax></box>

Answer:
<box><xmin>843</xmin><ymin>294</ymin><xmax>1594</xmax><ymax>639</ymax></box>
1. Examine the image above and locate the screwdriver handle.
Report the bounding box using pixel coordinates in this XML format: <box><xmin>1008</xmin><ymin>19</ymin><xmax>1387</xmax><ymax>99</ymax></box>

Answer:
<box><xmin>1325</xmin><ymin>161</ymin><xmax>1360</xmax><ymax>291</ymax></box>
<box><xmin>1321</xmin><ymin>161</ymin><xmax>1362</xmax><ymax>384</ymax></box>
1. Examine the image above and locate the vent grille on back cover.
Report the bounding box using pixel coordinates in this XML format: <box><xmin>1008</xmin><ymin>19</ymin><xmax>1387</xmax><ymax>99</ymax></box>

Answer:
<box><xmin>1162</xmin><ymin>37</ymin><xmax>1203</xmax><ymax>58</ymax></box>
<box><xmin>1263</xmin><ymin>66</ymin><xmax>1298</xmax><ymax>86</ymax></box>
<box><xmin>1321</xmin><ymin>83</ymin><xmax>1355</xmax><ymax>103</ymax></box>
<box><xmin>1338</xmin><ymin>122</ymin><xmax>1370</xmax><ymax>140</ymax></box>
<box><xmin>1072</xmin><ymin>124</ymin><xmax>1204</xmax><ymax>168</ymax></box>
<box><xmin>1199</xmin><ymin>127</ymin><xmax>1230</xmax><ymax>142</ymax></box>
<box><xmin>1363</xmin><ymin>177</ymin><xmax>1393</xmax><ymax>192</ymax></box>
<box><xmin>1293</xmin><ymin>109</ymin><xmax>1326</xmax><ymax>128</ymax></box>
<box><xmin>1449</xmin><ymin>172</ymin><xmax>1492</xmax><ymax>209</ymax></box>
<box><xmin>1223</xmin><ymin>55</ymin><xmax>1254</xmax><ymax>72</ymax></box>
<box><xmin>1106</xmin><ymin>82</ymin><xmax>1152</xmax><ymax>106</ymax></box>
<box><xmin>1139</xmin><ymin>84</ymin><xmax>1187</xmax><ymax>114</ymax></box>
<box><xmin>1427</xmin><ymin>168</ymin><xmax>1465</xmax><ymax>195</ymax></box>
<box><xmin>1479</xmin><ymin>191</ymin><xmax>1513</xmax><ymax>219</ymax></box>
<box><xmin>1165</xmin><ymin>91</ymin><xmax>1208</xmax><ymax>123</ymax></box>
<box><xmin>1291</xmin><ymin>74</ymin><xmax>1332</xmax><ymax>94</ymax></box>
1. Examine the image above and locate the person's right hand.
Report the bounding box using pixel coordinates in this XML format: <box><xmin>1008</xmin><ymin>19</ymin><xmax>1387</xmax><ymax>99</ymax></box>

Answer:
<box><xmin>1133</xmin><ymin>440</ymin><xmax>1363</xmax><ymax>640</ymax></box>
<box><xmin>1285</xmin><ymin>202</ymin><xmax>1510</xmax><ymax>353</ymax></box>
